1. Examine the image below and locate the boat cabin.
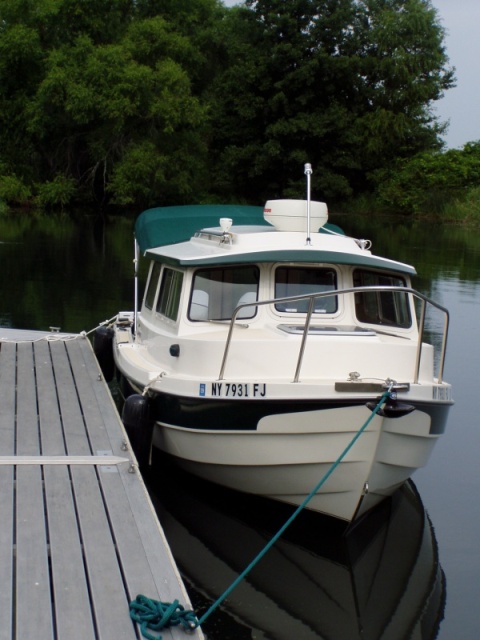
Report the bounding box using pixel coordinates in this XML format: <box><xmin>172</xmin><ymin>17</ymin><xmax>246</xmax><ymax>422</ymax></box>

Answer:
<box><xmin>135</xmin><ymin>200</ymin><xmax>415</xmax><ymax>340</ymax></box>
<box><xmin>142</xmin><ymin>260</ymin><xmax>412</xmax><ymax>330</ymax></box>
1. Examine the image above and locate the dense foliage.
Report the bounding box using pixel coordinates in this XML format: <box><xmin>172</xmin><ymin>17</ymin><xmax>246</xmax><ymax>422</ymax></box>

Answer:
<box><xmin>0</xmin><ymin>0</ymin><xmax>471</xmax><ymax>217</ymax></box>
<box><xmin>0</xmin><ymin>0</ymin><xmax>223</xmax><ymax>208</ymax></box>
<box><xmin>208</xmin><ymin>0</ymin><xmax>454</xmax><ymax>205</ymax></box>
<box><xmin>375</xmin><ymin>141</ymin><xmax>480</xmax><ymax>219</ymax></box>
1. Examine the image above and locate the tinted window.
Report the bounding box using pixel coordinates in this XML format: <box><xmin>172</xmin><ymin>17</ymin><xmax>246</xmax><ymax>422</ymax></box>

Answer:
<box><xmin>190</xmin><ymin>266</ymin><xmax>259</xmax><ymax>321</ymax></box>
<box><xmin>274</xmin><ymin>267</ymin><xmax>337</xmax><ymax>313</ymax></box>
<box><xmin>156</xmin><ymin>268</ymin><xmax>184</xmax><ymax>321</ymax></box>
<box><xmin>144</xmin><ymin>262</ymin><xmax>162</xmax><ymax>310</ymax></box>
<box><xmin>353</xmin><ymin>270</ymin><xmax>411</xmax><ymax>328</ymax></box>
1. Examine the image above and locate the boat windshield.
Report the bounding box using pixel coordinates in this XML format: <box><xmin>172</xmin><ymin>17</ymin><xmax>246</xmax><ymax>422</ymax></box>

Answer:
<box><xmin>189</xmin><ymin>266</ymin><xmax>260</xmax><ymax>321</ymax></box>
<box><xmin>274</xmin><ymin>266</ymin><xmax>337</xmax><ymax>314</ymax></box>
<box><xmin>353</xmin><ymin>269</ymin><xmax>411</xmax><ymax>328</ymax></box>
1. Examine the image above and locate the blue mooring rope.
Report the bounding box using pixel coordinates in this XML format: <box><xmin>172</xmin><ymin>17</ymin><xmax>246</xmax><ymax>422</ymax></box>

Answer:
<box><xmin>130</xmin><ymin>388</ymin><xmax>392</xmax><ymax>637</ymax></box>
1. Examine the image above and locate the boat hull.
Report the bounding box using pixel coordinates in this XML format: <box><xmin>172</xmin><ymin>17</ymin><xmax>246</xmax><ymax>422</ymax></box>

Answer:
<box><xmin>141</xmin><ymin>390</ymin><xmax>451</xmax><ymax>522</ymax></box>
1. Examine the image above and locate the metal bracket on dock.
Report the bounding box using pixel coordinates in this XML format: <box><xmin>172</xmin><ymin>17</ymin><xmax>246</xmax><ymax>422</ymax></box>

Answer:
<box><xmin>0</xmin><ymin>455</ymin><xmax>130</xmax><ymax>466</ymax></box>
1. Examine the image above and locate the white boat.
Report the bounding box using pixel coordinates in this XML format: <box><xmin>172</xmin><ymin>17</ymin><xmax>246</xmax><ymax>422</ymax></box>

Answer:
<box><xmin>103</xmin><ymin>165</ymin><xmax>453</xmax><ymax>522</ymax></box>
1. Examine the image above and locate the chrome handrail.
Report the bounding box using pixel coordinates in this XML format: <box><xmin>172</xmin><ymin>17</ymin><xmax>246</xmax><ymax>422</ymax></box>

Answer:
<box><xmin>218</xmin><ymin>286</ymin><xmax>450</xmax><ymax>384</ymax></box>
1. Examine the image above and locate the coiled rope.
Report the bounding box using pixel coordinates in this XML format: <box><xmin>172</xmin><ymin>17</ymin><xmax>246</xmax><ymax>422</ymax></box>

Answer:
<box><xmin>130</xmin><ymin>387</ymin><xmax>392</xmax><ymax>638</ymax></box>
<box><xmin>129</xmin><ymin>595</ymin><xmax>198</xmax><ymax>640</ymax></box>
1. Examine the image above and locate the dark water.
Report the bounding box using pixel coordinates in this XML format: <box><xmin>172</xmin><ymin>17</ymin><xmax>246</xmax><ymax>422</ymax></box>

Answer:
<box><xmin>1</xmin><ymin>212</ymin><xmax>479</xmax><ymax>638</ymax></box>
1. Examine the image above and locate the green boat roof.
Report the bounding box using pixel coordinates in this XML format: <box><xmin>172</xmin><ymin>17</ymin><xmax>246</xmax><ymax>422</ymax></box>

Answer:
<box><xmin>135</xmin><ymin>204</ymin><xmax>270</xmax><ymax>254</ymax></box>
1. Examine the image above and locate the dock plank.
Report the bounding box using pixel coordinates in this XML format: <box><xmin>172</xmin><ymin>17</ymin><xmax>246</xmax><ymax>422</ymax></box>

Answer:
<box><xmin>71</xmin><ymin>465</ymin><xmax>137</xmax><ymax>640</ymax></box>
<box><xmin>44</xmin><ymin>465</ymin><xmax>98</xmax><ymax>639</ymax></box>
<box><xmin>35</xmin><ymin>340</ymin><xmax>97</xmax><ymax>639</ymax></box>
<box><xmin>0</xmin><ymin>342</ymin><xmax>16</xmax><ymax>640</ymax></box>
<box><xmin>15</xmin><ymin>342</ymin><xmax>54</xmax><ymax>639</ymax></box>
<box><xmin>0</xmin><ymin>332</ymin><xmax>204</xmax><ymax>640</ymax></box>
<box><xmin>47</xmin><ymin>339</ymin><xmax>136</xmax><ymax>640</ymax></box>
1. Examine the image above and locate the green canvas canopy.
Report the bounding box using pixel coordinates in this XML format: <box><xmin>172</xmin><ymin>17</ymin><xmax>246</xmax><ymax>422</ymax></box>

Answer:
<box><xmin>135</xmin><ymin>204</ymin><xmax>269</xmax><ymax>254</ymax></box>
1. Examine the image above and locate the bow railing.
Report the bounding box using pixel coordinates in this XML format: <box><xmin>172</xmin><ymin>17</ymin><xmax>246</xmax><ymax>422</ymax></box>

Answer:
<box><xmin>218</xmin><ymin>286</ymin><xmax>450</xmax><ymax>385</ymax></box>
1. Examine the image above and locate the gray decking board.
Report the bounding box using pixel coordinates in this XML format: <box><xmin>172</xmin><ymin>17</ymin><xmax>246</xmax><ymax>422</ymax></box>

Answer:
<box><xmin>0</xmin><ymin>332</ymin><xmax>204</xmax><ymax>640</ymax></box>
<box><xmin>0</xmin><ymin>342</ymin><xmax>16</xmax><ymax>640</ymax></box>
<box><xmin>15</xmin><ymin>342</ymin><xmax>54</xmax><ymax>639</ymax></box>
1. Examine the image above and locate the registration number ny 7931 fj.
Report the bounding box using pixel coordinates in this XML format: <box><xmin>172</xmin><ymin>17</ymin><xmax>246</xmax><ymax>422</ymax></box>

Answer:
<box><xmin>199</xmin><ymin>382</ymin><xmax>267</xmax><ymax>398</ymax></box>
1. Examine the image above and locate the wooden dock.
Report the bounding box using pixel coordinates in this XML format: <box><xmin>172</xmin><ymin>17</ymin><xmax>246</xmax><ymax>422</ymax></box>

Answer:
<box><xmin>0</xmin><ymin>330</ymin><xmax>204</xmax><ymax>640</ymax></box>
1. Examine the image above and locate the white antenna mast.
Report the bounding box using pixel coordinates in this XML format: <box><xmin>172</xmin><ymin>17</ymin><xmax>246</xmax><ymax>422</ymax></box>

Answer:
<box><xmin>304</xmin><ymin>163</ymin><xmax>312</xmax><ymax>245</ymax></box>
<box><xmin>134</xmin><ymin>237</ymin><xmax>139</xmax><ymax>334</ymax></box>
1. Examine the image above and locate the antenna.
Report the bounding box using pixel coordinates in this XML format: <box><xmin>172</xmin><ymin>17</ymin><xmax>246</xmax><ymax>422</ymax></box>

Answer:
<box><xmin>134</xmin><ymin>237</ymin><xmax>139</xmax><ymax>334</ymax></box>
<box><xmin>304</xmin><ymin>163</ymin><xmax>312</xmax><ymax>245</ymax></box>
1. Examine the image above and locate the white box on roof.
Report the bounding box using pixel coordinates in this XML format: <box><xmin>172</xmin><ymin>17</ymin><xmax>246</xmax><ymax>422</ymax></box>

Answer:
<box><xmin>263</xmin><ymin>199</ymin><xmax>328</xmax><ymax>232</ymax></box>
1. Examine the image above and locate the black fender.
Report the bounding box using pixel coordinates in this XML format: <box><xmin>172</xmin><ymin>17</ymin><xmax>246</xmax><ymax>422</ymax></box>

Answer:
<box><xmin>122</xmin><ymin>393</ymin><xmax>155</xmax><ymax>468</ymax></box>
<box><xmin>93</xmin><ymin>326</ymin><xmax>115</xmax><ymax>382</ymax></box>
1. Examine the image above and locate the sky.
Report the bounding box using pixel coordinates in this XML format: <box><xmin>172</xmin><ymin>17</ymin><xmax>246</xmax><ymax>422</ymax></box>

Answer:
<box><xmin>223</xmin><ymin>0</ymin><xmax>480</xmax><ymax>149</ymax></box>
<box><xmin>432</xmin><ymin>0</ymin><xmax>480</xmax><ymax>148</ymax></box>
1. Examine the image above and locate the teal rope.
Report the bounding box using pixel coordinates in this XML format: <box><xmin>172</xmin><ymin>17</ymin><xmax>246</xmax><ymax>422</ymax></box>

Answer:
<box><xmin>129</xmin><ymin>594</ymin><xmax>198</xmax><ymax>640</ymax></box>
<box><xmin>195</xmin><ymin>388</ymin><xmax>392</xmax><ymax>627</ymax></box>
<box><xmin>130</xmin><ymin>389</ymin><xmax>391</xmax><ymax>636</ymax></box>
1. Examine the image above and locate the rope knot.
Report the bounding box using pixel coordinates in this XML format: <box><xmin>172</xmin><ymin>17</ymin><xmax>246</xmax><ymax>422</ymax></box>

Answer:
<box><xmin>130</xmin><ymin>594</ymin><xmax>199</xmax><ymax>639</ymax></box>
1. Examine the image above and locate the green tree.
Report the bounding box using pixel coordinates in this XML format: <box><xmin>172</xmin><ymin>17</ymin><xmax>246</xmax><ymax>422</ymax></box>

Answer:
<box><xmin>0</xmin><ymin>0</ymin><xmax>223</xmax><ymax>209</ymax></box>
<box><xmin>376</xmin><ymin>141</ymin><xmax>480</xmax><ymax>215</ymax></box>
<box><xmin>208</xmin><ymin>0</ymin><xmax>454</xmax><ymax>204</ymax></box>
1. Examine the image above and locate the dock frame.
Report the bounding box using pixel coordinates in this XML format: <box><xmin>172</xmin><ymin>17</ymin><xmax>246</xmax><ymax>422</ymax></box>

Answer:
<box><xmin>0</xmin><ymin>330</ymin><xmax>203</xmax><ymax>640</ymax></box>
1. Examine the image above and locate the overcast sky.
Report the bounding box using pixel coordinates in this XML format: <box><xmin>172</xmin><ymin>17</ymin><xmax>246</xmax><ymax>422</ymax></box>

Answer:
<box><xmin>222</xmin><ymin>1</ymin><xmax>479</xmax><ymax>149</ymax></box>
<box><xmin>431</xmin><ymin>0</ymin><xmax>480</xmax><ymax>148</ymax></box>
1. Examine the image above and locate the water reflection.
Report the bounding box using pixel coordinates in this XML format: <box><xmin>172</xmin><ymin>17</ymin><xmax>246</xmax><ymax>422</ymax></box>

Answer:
<box><xmin>0</xmin><ymin>312</ymin><xmax>12</xmax><ymax>328</ymax></box>
<box><xmin>0</xmin><ymin>215</ymin><xmax>136</xmax><ymax>333</ymax></box>
<box><xmin>145</xmin><ymin>454</ymin><xmax>445</xmax><ymax>640</ymax></box>
<box><xmin>335</xmin><ymin>215</ymin><xmax>480</xmax><ymax>284</ymax></box>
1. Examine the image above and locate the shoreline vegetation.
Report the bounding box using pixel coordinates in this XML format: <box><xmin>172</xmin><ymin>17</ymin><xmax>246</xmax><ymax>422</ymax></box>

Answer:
<box><xmin>2</xmin><ymin>139</ymin><xmax>480</xmax><ymax>224</ymax></box>
<box><xmin>0</xmin><ymin>0</ymin><xmax>478</xmax><ymax>224</ymax></box>
<box><xmin>2</xmin><ymin>192</ymin><xmax>480</xmax><ymax>226</ymax></box>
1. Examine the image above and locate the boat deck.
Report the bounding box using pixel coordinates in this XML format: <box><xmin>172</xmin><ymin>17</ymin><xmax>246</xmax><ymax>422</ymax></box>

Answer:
<box><xmin>0</xmin><ymin>330</ymin><xmax>203</xmax><ymax>640</ymax></box>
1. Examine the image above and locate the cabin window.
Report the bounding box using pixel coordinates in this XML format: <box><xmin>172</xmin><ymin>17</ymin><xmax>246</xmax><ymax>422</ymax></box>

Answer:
<box><xmin>144</xmin><ymin>262</ymin><xmax>162</xmax><ymax>310</ymax></box>
<box><xmin>156</xmin><ymin>268</ymin><xmax>184</xmax><ymax>321</ymax></box>
<box><xmin>353</xmin><ymin>270</ymin><xmax>411</xmax><ymax>328</ymax></box>
<box><xmin>189</xmin><ymin>266</ymin><xmax>259</xmax><ymax>321</ymax></box>
<box><xmin>274</xmin><ymin>267</ymin><xmax>337</xmax><ymax>314</ymax></box>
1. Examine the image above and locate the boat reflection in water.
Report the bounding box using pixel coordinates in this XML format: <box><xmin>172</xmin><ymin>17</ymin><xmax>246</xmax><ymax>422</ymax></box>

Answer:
<box><xmin>145</xmin><ymin>453</ymin><xmax>445</xmax><ymax>640</ymax></box>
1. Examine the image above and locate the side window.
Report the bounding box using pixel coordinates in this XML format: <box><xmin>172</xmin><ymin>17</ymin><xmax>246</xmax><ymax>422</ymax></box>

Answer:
<box><xmin>274</xmin><ymin>267</ymin><xmax>337</xmax><ymax>313</ymax></box>
<box><xmin>353</xmin><ymin>270</ymin><xmax>411</xmax><ymax>328</ymax></box>
<box><xmin>144</xmin><ymin>262</ymin><xmax>162</xmax><ymax>310</ymax></box>
<box><xmin>189</xmin><ymin>266</ymin><xmax>259</xmax><ymax>321</ymax></box>
<box><xmin>156</xmin><ymin>268</ymin><xmax>184</xmax><ymax>321</ymax></box>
